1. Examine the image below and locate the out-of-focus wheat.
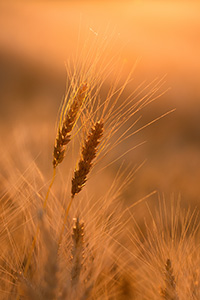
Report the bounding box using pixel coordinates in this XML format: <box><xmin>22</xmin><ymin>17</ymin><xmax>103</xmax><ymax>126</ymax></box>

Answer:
<box><xmin>71</xmin><ymin>218</ymin><xmax>85</xmax><ymax>287</ymax></box>
<box><xmin>161</xmin><ymin>259</ymin><xmax>179</xmax><ymax>300</ymax></box>
<box><xmin>127</xmin><ymin>198</ymin><xmax>200</xmax><ymax>299</ymax></box>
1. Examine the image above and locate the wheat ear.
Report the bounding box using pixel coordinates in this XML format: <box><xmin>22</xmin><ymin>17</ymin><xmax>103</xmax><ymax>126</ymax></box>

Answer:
<box><xmin>71</xmin><ymin>120</ymin><xmax>104</xmax><ymax>197</ymax></box>
<box><xmin>58</xmin><ymin>120</ymin><xmax>104</xmax><ymax>245</ymax></box>
<box><xmin>53</xmin><ymin>83</ymin><xmax>88</xmax><ymax>168</ymax></box>
<box><xmin>161</xmin><ymin>259</ymin><xmax>179</xmax><ymax>300</ymax></box>
<box><xmin>71</xmin><ymin>218</ymin><xmax>84</xmax><ymax>287</ymax></box>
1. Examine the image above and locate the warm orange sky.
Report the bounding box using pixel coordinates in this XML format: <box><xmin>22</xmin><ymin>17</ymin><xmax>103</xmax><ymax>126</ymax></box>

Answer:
<box><xmin>0</xmin><ymin>0</ymin><xmax>200</xmax><ymax>106</ymax></box>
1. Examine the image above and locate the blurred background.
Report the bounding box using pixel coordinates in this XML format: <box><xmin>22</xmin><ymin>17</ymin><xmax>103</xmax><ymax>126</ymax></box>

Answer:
<box><xmin>0</xmin><ymin>0</ymin><xmax>200</xmax><ymax>210</ymax></box>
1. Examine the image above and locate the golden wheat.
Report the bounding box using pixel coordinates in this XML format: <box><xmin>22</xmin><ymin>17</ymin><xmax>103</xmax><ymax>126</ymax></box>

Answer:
<box><xmin>53</xmin><ymin>83</ymin><xmax>88</xmax><ymax>168</ymax></box>
<box><xmin>71</xmin><ymin>120</ymin><xmax>104</xmax><ymax>198</ymax></box>
<box><xmin>0</xmin><ymin>31</ymin><xmax>199</xmax><ymax>300</ymax></box>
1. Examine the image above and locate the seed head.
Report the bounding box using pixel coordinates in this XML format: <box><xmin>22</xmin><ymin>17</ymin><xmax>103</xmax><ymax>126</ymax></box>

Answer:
<box><xmin>53</xmin><ymin>83</ymin><xmax>88</xmax><ymax>168</ymax></box>
<box><xmin>71</xmin><ymin>120</ymin><xmax>104</xmax><ymax>197</ymax></box>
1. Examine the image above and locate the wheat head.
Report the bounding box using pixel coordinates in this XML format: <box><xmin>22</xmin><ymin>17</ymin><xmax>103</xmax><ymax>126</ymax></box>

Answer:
<box><xmin>53</xmin><ymin>83</ymin><xmax>88</xmax><ymax>168</ymax></box>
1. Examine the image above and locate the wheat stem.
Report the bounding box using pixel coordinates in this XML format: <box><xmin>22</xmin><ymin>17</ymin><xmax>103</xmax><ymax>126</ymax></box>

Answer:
<box><xmin>43</xmin><ymin>167</ymin><xmax>57</xmax><ymax>209</ymax></box>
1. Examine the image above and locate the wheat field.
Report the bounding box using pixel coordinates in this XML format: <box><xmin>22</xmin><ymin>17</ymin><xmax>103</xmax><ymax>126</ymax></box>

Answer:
<box><xmin>0</xmin><ymin>1</ymin><xmax>200</xmax><ymax>299</ymax></box>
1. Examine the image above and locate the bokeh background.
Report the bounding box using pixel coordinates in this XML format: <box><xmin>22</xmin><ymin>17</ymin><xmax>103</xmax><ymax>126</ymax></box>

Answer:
<box><xmin>0</xmin><ymin>0</ymin><xmax>200</xmax><ymax>211</ymax></box>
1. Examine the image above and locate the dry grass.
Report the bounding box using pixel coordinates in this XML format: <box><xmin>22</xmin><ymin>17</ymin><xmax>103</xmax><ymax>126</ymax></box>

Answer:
<box><xmin>0</xmin><ymin>36</ymin><xmax>199</xmax><ymax>300</ymax></box>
